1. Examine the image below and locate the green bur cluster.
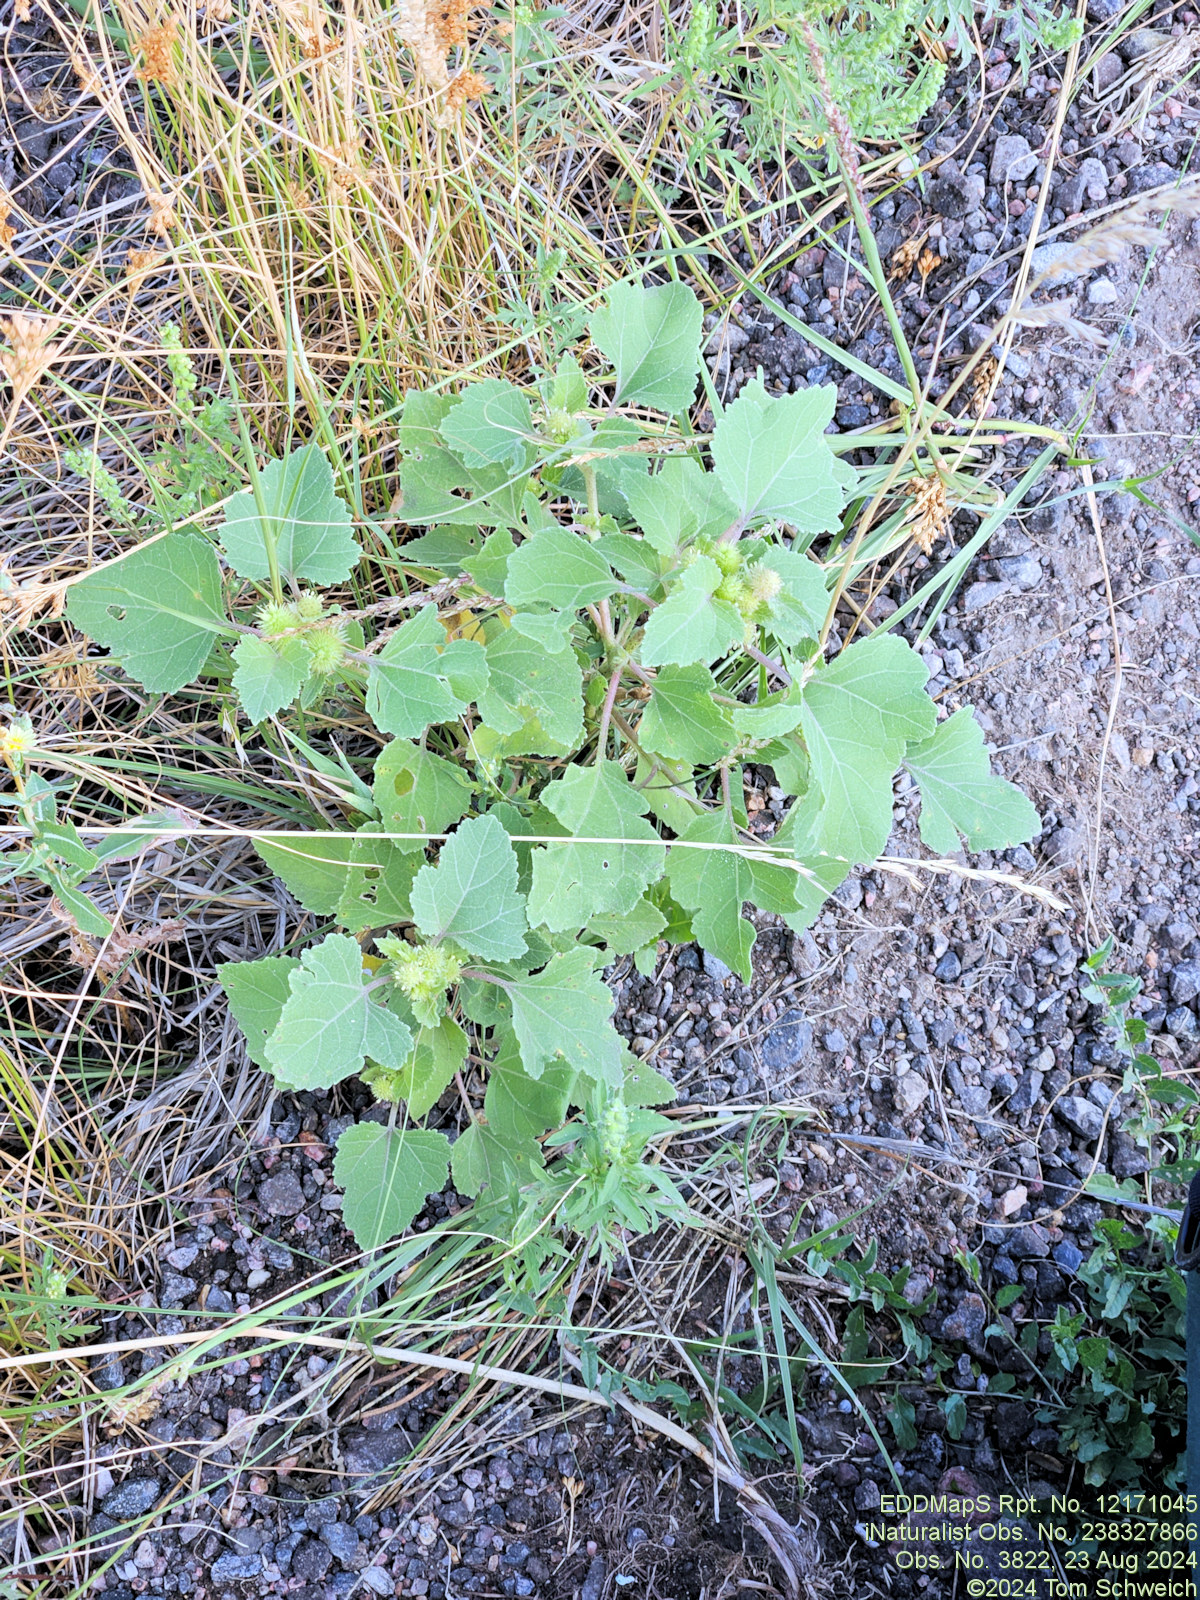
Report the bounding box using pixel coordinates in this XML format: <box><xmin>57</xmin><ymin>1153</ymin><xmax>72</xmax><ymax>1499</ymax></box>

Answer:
<box><xmin>64</xmin><ymin>280</ymin><xmax>1041</xmax><ymax>1259</ymax></box>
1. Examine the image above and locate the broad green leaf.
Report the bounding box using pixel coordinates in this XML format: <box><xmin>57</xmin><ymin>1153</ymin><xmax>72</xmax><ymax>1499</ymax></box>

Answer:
<box><xmin>589</xmin><ymin>281</ymin><xmax>703</xmax><ymax>412</ymax></box>
<box><xmin>38</xmin><ymin>820</ymin><xmax>97</xmax><ymax>875</ymax></box>
<box><xmin>586</xmin><ymin>895</ymin><xmax>667</xmax><ymax>956</ymax></box>
<box><xmin>509</xmin><ymin>612</ymin><xmax>574</xmax><ymax>650</ymax></box>
<box><xmin>638</xmin><ymin>665</ymin><xmax>734</xmax><ymax>765</ymax></box>
<box><xmin>232</xmin><ymin>635</ymin><xmax>310</xmax><ymax>722</ymax></box>
<box><xmin>596</xmin><ymin>533</ymin><xmax>664</xmax><ymax>598</ymax></box>
<box><xmin>485</xmin><ymin>1029</ymin><xmax>576</xmax><ymax>1149</ymax></box>
<box><xmin>399</xmin><ymin>526</ymin><xmax>484</xmax><ymax>574</ymax></box>
<box><xmin>393</xmin><ymin>1014</ymin><xmax>468</xmax><ymax>1118</ymax></box>
<box><xmin>411</xmin><ymin>813</ymin><xmax>527</xmax><ymax>962</ymax></box>
<box><xmin>730</xmin><ymin>696</ymin><xmax>804</xmax><ymax>740</ymax></box>
<box><xmin>799</xmin><ymin>634</ymin><xmax>934</xmax><ymax>862</ymax></box>
<box><xmin>66</xmin><ymin>532</ymin><xmax>230</xmax><ymax>694</ymax></box>
<box><xmin>52</xmin><ymin>881</ymin><xmax>112</xmax><ymax>938</ymax></box>
<box><xmin>372</xmin><ymin>740</ymin><xmax>473</xmax><ymax>851</ymax></box>
<box><xmin>366</xmin><ymin>604</ymin><xmax>488</xmax><ymax>739</ymax></box>
<box><xmin>334</xmin><ymin>1124</ymin><xmax>451</xmax><ymax>1250</ymax></box>
<box><xmin>622</xmin><ymin>1051</ymin><xmax>677</xmax><ymax>1106</ymax></box>
<box><xmin>640</xmin><ymin>556</ymin><xmax>743</xmax><ymax>668</ymax></box>
<box><xmin>504</xmin><ymin>949</ymin><xmax>622</xmax><ymax>1085</ymax></box>
<box><xmin>624</xmin><ymin>458</ymin><xmax>737</xmax><ymax>558</ymax></box>
<box><xmin>265</xmin><ymin>933</ymin><xmax>412</xmax><ymax>1091</ymax></box>
<box><xmin>504</xmin><ymin>525</ymin><xmax>617</xmax><ymax>612</ymax></box>
<box><xmin>666</xmin><ymin>813</ymin><xmax>798</xmax><ymax>982</ymax></box>
<box><xmin>396</xmin><ymin>388</ymin><xmax>454</xmax><ymax>454</ymax></box>
<box><xmin>219</xmin><ymin>445</ymin><xmax>359</xmax><ymax>584</ymax></box>
<box><xmin>527</xmin><ymin>761</ymin><xmax>665</xmax><ymax>932</ymax></box>
<box><xmin>756</xmin><ymin>544</ymin><xmax>830</xmax><ymax>642</ymax></box>
<box><xmin>634</xmin><ymin>752</ymin><xmax>702</xmax><ymax>837</ymax></box>
<box><xmin>904</xmin><ymin>707</ymin><xmax>1041</xmax><ymax>854</ymax></box>
<box><xmin>476</xmin><ymin>627</ymin><xmax>584</xmax><ymax>752</ymax></box>
<box><xmin>465</xmin><ymin>528</ymin><xmax>514</xmax><ymax>595</ymax></box>
<box><xmin>711</xmin><ymin>380</ymin><xmax>856</xmax><ymax>531</ymax></box>
<box><xmin>219</xmin><ymin>955</ymin><xmax>299</xmax><ymax>1070</ymax></box>
<box><xmin>451</xmin><ymin>1118</ymin><xmax>536</xmax><ymax>1198</ymax></box>
<box><xmin>439</xmin><ymin>379</ymin><xmax>532</xmax><ymax>472</ymax></box>
<box><xmin>540</xmin><ymin>353</ymin><xmax>589</xmax><ymax>414</ymax></box>
<box><xmin>336</xmin><ymin>839</ymin><xmax>421</xmax><ymax>934</ymax></box>
<box><xmin>256</xmin><ymin>834</ymin><xmax>356</xmax><ymax>915</ymax></box>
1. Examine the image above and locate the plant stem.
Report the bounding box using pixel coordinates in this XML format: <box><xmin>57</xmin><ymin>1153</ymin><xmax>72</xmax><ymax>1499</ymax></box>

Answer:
<box><xmin>596</xmin><ymin>667</ymin><xmax>623</xmax><ymax>757</ymax></box>
<box><xmin>797</xmin><ymin>17</ymin><xmax>922</xmax><ymax>413</ymax></box>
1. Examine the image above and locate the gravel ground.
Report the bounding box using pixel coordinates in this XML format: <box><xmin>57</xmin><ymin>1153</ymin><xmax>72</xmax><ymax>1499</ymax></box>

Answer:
<box><xmin>7</xmin><ymin>3</ymin><xmax>1200</xmax><ymax>1597</ymax></box>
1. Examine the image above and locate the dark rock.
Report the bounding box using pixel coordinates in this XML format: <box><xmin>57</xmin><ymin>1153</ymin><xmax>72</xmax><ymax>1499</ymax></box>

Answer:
<box><xmin>760</xmin><ymin>1009</ymin><xmax>813</xmax><ymax>1070</ymax></box>
<box><xmin>836</xmin><ymin>404</ymin><xmax>870</xmax><ymax>427</ymax></box>
<box><xmin>1168</xmin><ymin>961</ymin><xmax>1200</xmax><ymax>1006</ymax></box>
<box><xmin>1052</xmin><ymin>1240</ymin><xmax>1083</xmax><ymax>1275</ymax></box>
<box><xmin>1056</xmin><ymin>1096</ymin><xmax>1104</xmax><ymax>1142</ymax></box>
<box><xmin>258</xmin><ymin>1170</ymin><xmax>306</xmax><ymax>1217</ymax></box>
<box><xmin>160</xmin><ymin>1271</ymin><xmax>196</xmax><ymax>1308</ymax></box>
<box><xmin>320</xmin><ymin>1523</ymin><xmax>361</xmax><ymax>1565</ymax></box>
<box><xmin>1008</xmin><ymin>1225</ymin><xmax>1050</xmax><ymax>1260</ymax></box>
<box><xmin>341</xmin><ymin>1427</ymin><xmax>411</xmax><ymax>1479</ymax></box>
<box><xmin>990</xmin><ymin>1253</ymin><xmax>1018</xmax><ymax>1287</ymax></box>
<box><xmin>1108</xmin><ymin>1132</ymin><xmax>1149</xmax><ymax>1178</ymax></box>
<box><xmin>995</xmin><ymin>1402</ymin><xmax>1031</xmax><ymax>1451</ymax></box>
<box><xmin>1007</xmin><ymin>1069</ymin><xmax>1043</xmax><ymax>1113</ymax></box>
<box><xmin>934</xmin><ymin>950</ymin><xmax>962</xmax><ymax>983</ymax></box>
<box><xmin>1086</xmin><ymin>0</ymin><xmax>1124</xmax><ymax>19</ymax></box>
<box><xmin>211</xmin><ymin>1554</ymin><xmax>263</xmax><ymax>1581</ymax></box>
<box><xmin>854</xmin><ymin>1479</ymin><xmax>882</xmax><ymax>1511</ymax></box>
<box><xmin>941</xmin><ymin>1293</ymin><xmax>987</xmax><ymax>1354</ymax></box>
<box><xmin>91</xmin><ymin>1352</ymin><xmax>126</xmax><ymax>1391</ymax></box>
<box><xmin>100</xmin><ymin>1478</ymin><xmax>161</xmax><ymax>1520</ymax></box>
<box><xmin>581</xmin><ymin>1555</ymin><xmax>607</xmax><ymax>1600</ymax></box>
<box><xmin>929</xmin><ymin>173</ymin><xmax>971</xmax><ymax>218</ymax></box>
<box><xmin>292</xmin><ymin>1540</ymin><xmax>334</xmax><ymax>1582</ymax></box>
<box><xmin>1127</xmin><ymin>163</ymin><xmax>1178</xmax><ymax>195</ymax></box>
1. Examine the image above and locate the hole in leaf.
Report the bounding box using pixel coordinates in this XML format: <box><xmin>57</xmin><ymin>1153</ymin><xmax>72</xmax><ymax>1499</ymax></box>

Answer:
<box><xmin>107</xmin><ymin>605</ymin><xmax>127</xmax><ymax>621</ymax></box>
<box><xmin>393</xmin><ymin>771</ymin><xmax>415</xmax><ymax>797</ymax></box>
<box><xmin>601</xmin><ymin>859</ymin><xmax>609</xmax><ymax>870</ymax></box>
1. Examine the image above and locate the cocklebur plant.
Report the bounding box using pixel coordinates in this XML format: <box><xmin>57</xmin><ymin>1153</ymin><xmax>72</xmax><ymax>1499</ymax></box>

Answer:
<box><xmin>64</xmin><ymin>280</ymin><xmax>1040</xmax><ymax>1253</ymax></box>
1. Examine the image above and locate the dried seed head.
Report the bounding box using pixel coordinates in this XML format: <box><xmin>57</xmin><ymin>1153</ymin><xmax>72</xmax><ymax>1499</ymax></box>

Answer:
<box><xmin>72</xmin><ymin>53</ymin><xmax>101</xmax><ymax>95</ymax></box>
<box><xmin>889</xmin><ymin>236</ymin><xmax>923</xmax><ymax>280</ymax></box>
<box><xmin>905</xmin><ymin>474</ymin><xmax>949</xmax><ymax>555</ymax></box>
<box><xmin>135</xmin><ymin>21</ymin><xmax>179</xmax><ymax>85</ymax></box>
<box><xmin>43</xmin><ymin>643</ymin><xmax>101</xmax><ymax>697</ymax></box>
<box><xmin>275</xmin><ymin>0</ymin><xmax>326</xmax><ymax>57</ymax></box>
<box><xmin>125</xmin><ymin>246</ymin><xmax>164</xmax><ymax>293</ymax></box>
<box><xmin>444</xmin><ymin>68</ymin><xmax>488</xmax><ymax>109</ymax></box>
<box><xmin>146</xmin><ymin>189</ymin><xmax>177</xmax><ymax>236</ymax></box>
<box><xmin>0</xmin><ymin>313</ymin><xmax>64</xmax><ymax>408</ymax></box>
<box><xmin>431</xmin><ymin>0</ymin><xmax>468</xmax><ymax>51</ymax></box>
<box><xmin>970</xmin><ymin>355</ymin><xmax>998</xmax><ymax>419</ymax></box>
<box><xmin>202</xmin><ymin>0</ymin><xmax>234</xmax><ymax>20</ymax></box>
<box><xmin>314</xmin><ymin>140</ymin><xmax>363</xmax><ymax>190</ymax></box>
<box><xmin>917</xmin><ymin>246</ymin><xmax>941</xmax><ymax>290</ymax></box>
<box><xmin>0</xmin><ymin>193</ymin><xmax>16</xmax><ymax>249</ymax></box>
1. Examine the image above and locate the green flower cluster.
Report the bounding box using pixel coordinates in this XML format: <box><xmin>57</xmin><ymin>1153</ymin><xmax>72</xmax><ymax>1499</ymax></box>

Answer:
<box><xmin>257</xmin><ymin>594</ymin><xmax>347</xmax><ymax>676</ymax></box>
